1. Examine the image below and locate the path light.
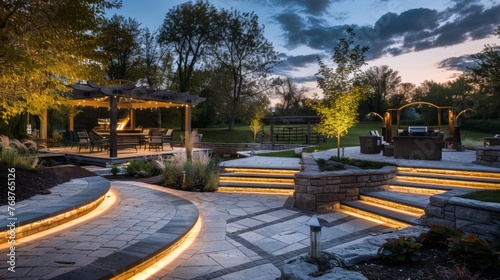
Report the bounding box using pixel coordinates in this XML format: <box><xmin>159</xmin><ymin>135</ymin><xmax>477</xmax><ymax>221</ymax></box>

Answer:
<box><xmin>182</xmin><ymin>170</ymin><xmax>186</xmax><ymax>187</ymax></box>
<box><xmin>305</xmin><ymin>214</ymin><xmax>322</xmax><ymax>259</ymax></box>
<box><xmin>299</xmin><ymin>159</ymin><xmax>305</xmax><ymax>171</ymax></box>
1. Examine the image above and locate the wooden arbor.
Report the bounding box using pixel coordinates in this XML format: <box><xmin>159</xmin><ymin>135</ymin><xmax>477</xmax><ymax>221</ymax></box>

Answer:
<box><xmin>67</xmin><ymin>81</ymin><xmax>205</xmax><ymax>157</ymax></box>
<box><xmin>384</xmin><ymin>102</ymin><xmax>454</xmax><ymax>143</ymax></box>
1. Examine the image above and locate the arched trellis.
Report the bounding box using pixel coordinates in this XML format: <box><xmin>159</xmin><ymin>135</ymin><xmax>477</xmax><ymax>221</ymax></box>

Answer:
<box><xmin>384</xmin><ymin>102</ymin><xmax>455</xmax><ymax>143</ymax></box>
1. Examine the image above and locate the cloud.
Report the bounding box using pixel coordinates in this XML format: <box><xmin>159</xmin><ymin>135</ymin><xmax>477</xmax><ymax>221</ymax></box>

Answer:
<box><xmin>270</xmin><ymin>0</ymin><xmax>334</xmax><ymax>15</ymax></box>
<box><xmin>273</xmin><ymin>53</ymin><xmax>320</xmax><ymax>76</ymax></box>
<box><xmin>275</xmin><ymin>1</ymin><xmax>500</xmax><ymax>61</ymax></box>
<box><xmin>437</xmin><ymin>55</ymin><xmax>476</xmax><ymax>72</ymax></box>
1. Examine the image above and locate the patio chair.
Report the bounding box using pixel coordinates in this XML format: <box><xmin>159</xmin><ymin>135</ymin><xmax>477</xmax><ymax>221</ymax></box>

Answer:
<box><xmin>162</xmin><ymin>129</ymin><xmax>174</xmax><ymax>150</ymax></box>
<box><xmin>140</xmin><ymin>128</ymin><xmax>150</xmax><ymax>150</ymax></box>
<box><xmin>148</xmin><ymin>130</ymin><xmax>163</xmax><ymax>151</ymax></box>
<box><xmin>76</xmin><ymin>131</ymin><xmax>91</xmax><ymax>152</ymax></box>
<box><xmin>68</xmin><ymin>130</ymin><xmax>80</xmax><ymax>149</ymax></box>
<box><xmin>88</xmin><ymin>130</ymin><xmax>108</xmax><ymax>152</ymax></box>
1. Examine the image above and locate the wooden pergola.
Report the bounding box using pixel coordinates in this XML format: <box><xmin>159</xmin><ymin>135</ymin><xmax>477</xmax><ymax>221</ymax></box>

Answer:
<box><xmin>67</xmin><ymin>81</ymin><xmax>205</xmax><ymax>157</ymax></box>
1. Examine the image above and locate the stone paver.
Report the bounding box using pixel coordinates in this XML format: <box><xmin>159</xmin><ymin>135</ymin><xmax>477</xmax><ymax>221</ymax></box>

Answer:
<box><xmin>2</xmin><ymin>146</ymin><xmax>495</xmax><ymax>279</ymax></box>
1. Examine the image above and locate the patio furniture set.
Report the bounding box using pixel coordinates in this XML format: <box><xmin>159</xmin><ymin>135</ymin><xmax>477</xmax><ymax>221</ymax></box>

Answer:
<box><xmin>360</xmin><ymin>126</ymin><xmax>444</xmax><ymax>160</ymax></box>
<box><xmin>68</xmin><ymin>129</ymin><xmax>174</xmax><ymax>153</ymax></box>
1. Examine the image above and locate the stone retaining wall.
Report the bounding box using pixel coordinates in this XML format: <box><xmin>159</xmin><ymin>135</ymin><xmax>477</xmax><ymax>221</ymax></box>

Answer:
<box><xmin>475</xmin><ymin>146</ymin><xmax>500</xmax><ymax>168</ymax></box>
<box><xmin>420</xmin><ymin>189</ymin><xmax>500</xmax><ymax>241</ymax></box>
<box><xmin>293</xmin><ymin>166</ymin><xmax>397</xmax><ymax>211</ymax></box>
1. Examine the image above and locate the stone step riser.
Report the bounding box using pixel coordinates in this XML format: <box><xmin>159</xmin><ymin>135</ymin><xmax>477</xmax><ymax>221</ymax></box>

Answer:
<box><xmin>358</xmin><ymin>195</ymin><xmax>425</xmax><ymax>215</ymax></box>
<box><xmin>339</xmin><ymin>204</ymin><xmax>414</xmax><ymax>228</ymax></box>
<box><xmin>219</xmin><ymin>168</ymin><xmax>297</xmax><ymax>175</ymax></box>
<box><xmin>396</xmin><ymin>167</ymin><xmax>500</xmax><ymax>180</ymax></box>
<box><xmin>394</xmin><ymin>176</ymin><xmax>500</xmax><ymax>189</ymax></box>
<box><xmin>219</xmin><ymin>177</ymin><xmax>294</xmax><ymax>184</ymax></box>
<box><xmin>387</xmin><ymin>185</ymin><xmax>446</xmax><ymax>195</ymax></box>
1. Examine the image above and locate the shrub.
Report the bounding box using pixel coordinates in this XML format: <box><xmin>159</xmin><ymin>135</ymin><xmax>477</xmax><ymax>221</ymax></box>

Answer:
<box><xmin>419</xmin><ymin>225</ymin><xmax>464</xmax><ymax>247</ymax></box>
<box><xmin>378</xmin><ymin>236</ymin><xmax>422</xmax><ymax>263</ymax></box>
<box><xmin>111</xmin><ymin>165</ymin><xmax>119</xmax><ymax>176</ymax></box>
<box><xmin>162</xmin><ymin>151</ymin><xmax>220</xmax><ymax>192</ymax></box>
<box><xmin>448</xmin><ymin>234</ymin><xmax>499</xmax><ymax>271</ymax></box>
<box><xmin>461</xmin><ymin>138</ymin><xmax>483</xmax><ymax>150</ymax></box>
<box><xmin>125</xmin><ymin>159</ymin><xmax>163</xmax><ymax>178</ymax></box>
<box><xmin>0</xmin><ymin>135</ymin><xmax>37</xmax><ymax>169</ymax></box>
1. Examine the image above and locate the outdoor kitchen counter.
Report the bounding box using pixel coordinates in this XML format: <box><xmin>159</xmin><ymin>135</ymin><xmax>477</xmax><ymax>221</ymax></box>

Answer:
<box><xmin>393</xmin><ymin>135</ymin><xmax>443</xmax><ymax>160</ymax></box>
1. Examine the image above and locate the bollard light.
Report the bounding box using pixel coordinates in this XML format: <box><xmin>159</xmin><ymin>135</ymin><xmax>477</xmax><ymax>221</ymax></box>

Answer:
<box><xmin>305</xmin><ymin>214</ymin><xmax>322</xmax><ymax>259</ymax></box>
<box><xmin>299</xmin><ymin>159</ymin><xmax>305</xmax><ymax>171</ymax></box>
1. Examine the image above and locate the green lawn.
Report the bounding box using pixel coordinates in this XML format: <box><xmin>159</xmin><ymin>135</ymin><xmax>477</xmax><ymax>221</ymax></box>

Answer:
<box><xmin>191</xmin><ymin>121</ymin><xmax>491</xmax><ymax>153</ymax></box>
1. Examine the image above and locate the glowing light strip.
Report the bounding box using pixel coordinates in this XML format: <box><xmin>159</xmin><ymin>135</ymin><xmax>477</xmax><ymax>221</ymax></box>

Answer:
<box><xmin>122</xmin><ymin>217</ymin><xmax>203</xmax><ymax>280</ymax></box>
<box><xmin>0</xmin><ymin>190</ymin><xmax>117</xmax><ymax>249</ymax></box>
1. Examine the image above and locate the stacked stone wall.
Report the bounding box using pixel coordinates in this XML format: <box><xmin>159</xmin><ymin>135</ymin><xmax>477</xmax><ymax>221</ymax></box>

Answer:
<box><xmin>420</xmin><ymin>189</ymin><xmax>500</xmax><ymax>241</ymax></box>
<box><xmin>475</xmin><ymin>146</ymin><xmax>500</xmax><ymax>168</ymax></box>
<box><xmin>293</xmin><ymin>166</ymin><xmax>396</xmax><ymax>211</ymax></box>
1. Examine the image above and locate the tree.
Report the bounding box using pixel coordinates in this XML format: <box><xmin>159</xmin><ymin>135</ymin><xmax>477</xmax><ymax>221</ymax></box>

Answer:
<box><xmin>99</xmin><ymin>15</ymin><xmax>143</xmax><ymax>81</ymax></box>
<box><xmin>158</xmin><ymin>0</ymin><xmax>218</xmax><ymax>92</ymax></box>
<box><xmin>467</xmin><ymin>25</ymin><xmax>500</xmax><ymax>118</ymax></box>
<box><xmin>211</xmin><ymin>8</ymin><xmax>279</xmax><ymax>131</ymax></box>
<box><xmin>308</xmin><ymin>28</ymin><xmax>368</xmax><ymax>158</ymax></box>
<box><xmin>139</xmin><ymin>27</ymin><xmax>174</xmax><ymax>90</ymax></box>
<box><xmin>272</xmin><ymin>77</ymin><xmax>307</xmax><ymax>116</ymax></box>
<box><xmin>359</xmin><ymin>65</ymin><xmax>401</xmax><ymax>115</ymax></box>
<box><xmin>0</xmin><ymin>0</ymin><xmax>120</xmax><ymax>123</ymax></box>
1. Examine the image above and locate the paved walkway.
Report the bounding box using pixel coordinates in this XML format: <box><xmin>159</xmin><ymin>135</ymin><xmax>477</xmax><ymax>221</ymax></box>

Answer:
<box><xmin>0</xmin><ymin>181</ymin><xmax>391</xmax><ymax>279</ymax></box>
<box><xmin>224</xmin><ymin>146</ymin><xmax>499</xmax><ymax>173</ymax></box>
<box><xmin>2</xmin><ymin>147</ymin><xmax>497</xmax><ymax>279</ymax></box>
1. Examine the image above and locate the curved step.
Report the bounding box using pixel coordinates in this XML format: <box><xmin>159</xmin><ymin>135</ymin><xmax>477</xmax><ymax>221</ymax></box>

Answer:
<box><xmin>50</xmin><ymin>186</ymin><xmax>199</xmax><ymax>279</ymax></box>
<box><xmin>0</xmin><ymin>176</ymin><xmax>110</xmax><ymax>243</ymax></box>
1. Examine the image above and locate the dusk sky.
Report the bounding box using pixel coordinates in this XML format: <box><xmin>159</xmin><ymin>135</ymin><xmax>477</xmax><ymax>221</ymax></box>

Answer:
<box><xmin>108</xmin><ymin>0</ymin><xmax>500</xmax><ymax>93</ymax></box>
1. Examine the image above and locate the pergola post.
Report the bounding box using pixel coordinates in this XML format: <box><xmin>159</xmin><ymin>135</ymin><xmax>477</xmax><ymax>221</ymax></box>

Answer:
<box><xmin>69</xmin><ymin>107</ymin><xmax>75</xmax><ymax>131</ymax></box>
<box><xmin>109</xmin><ymin>96</ymin><xmax>118</xmax><ymax>158</ymax></box>
<box><xmin>184</xmin><ymin>104</ymin><xmax>191</xmax><ymax>132</ymax></box>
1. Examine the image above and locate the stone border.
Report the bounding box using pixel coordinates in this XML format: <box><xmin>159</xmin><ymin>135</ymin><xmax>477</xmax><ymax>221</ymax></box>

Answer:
<box><xmin>293</xmin><ymin>165</ymin><xmax>397</xmax><ymax>211</ymax></box>
<box><xmin>0</xmin><ymin>176</ymin><xmax>110</xmax><ymax>243</ymax></box>
<box><xmin>475</xmin><ymin>146</ymin><xmax>500</xmax><ymax>168</ymax></box>
<box><xmin>420</xmin><ymin>189</ymin><xmax>500</xmax><ymax>241</ymax></box>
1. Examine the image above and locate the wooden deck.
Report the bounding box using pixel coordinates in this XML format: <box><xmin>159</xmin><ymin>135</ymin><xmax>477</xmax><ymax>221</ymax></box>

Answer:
<box><xmin>48</xmin><ymin>146</ymin><xmax>212</xmax><ymax>167</ymax></box>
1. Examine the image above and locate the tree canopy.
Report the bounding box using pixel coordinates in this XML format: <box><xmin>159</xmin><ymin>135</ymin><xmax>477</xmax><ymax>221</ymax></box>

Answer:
<box><xmin>0</xmin><ymin>0</ymin><xmax>121</xmax><ymax>121</ymax></box>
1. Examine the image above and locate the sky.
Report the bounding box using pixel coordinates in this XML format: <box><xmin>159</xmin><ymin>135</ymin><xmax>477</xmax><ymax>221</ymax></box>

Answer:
<box><xmin>107</xmin><ymin>0</ymin><xmax>500</xmax><ymax>93</ymax></box>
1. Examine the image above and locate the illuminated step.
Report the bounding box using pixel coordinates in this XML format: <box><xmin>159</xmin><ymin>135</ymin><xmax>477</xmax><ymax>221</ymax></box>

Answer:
<box><xmin>340</xmin><ymin>200</ymin><xmax>421</xmax><ymax>227</ymax></box>
<box><xmin>395</xmin><ymin>172</ymin><xmax>500</xmax><ymax>189</ymax></box>
<box><xmin>218</xmin><ymin>175</ymin><xmax>295</xmax><ymax>184</ymax></box>
<box><xmin>218</xmin><ymin>181</ymin><xmax>294</xmax><ymax>189</ymax></box>
<box><xmin>388</xmin><ymin>181</ymin><xmax>452</xmax><ymax>195</ymax></box>
<box><xmin>219</xmin><ymin>167</ymin><xmax>298</xmax><ymax>175</ymax></box>
<box><xmin>359</xmin><ymin>191</ymin><xmax>427</xmax><ymax>215</ymax></box>
<box><xmin>397</xmin><ymin>167</ymin><xmax>500</xmax><ymax>180</ymax></box>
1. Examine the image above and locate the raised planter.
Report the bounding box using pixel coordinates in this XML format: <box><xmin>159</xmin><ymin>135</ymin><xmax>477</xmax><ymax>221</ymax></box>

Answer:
<box><xmin>420</xmin><ymin>189</ymin><xmax>500</xmax><ymax>242</ymax></box>
<box><xmin>293</xmin><ymin>166</ymin><xmax>397</xmax><ymax>211</ymax></box>
<box><xmin>475</xmin><ymin>146</ymin><xmax>500</xmax><ymax>168</ymax></box>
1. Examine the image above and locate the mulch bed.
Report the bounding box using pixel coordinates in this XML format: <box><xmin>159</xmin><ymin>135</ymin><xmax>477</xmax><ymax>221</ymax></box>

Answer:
<box><xmin>0</xmin><ymin>165</ymin><xmax>95</xmax><ymax>205</ymax></box>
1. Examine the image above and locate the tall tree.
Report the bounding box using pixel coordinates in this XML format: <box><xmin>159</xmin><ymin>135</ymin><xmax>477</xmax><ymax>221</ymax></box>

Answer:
<box><xmin>467</xmin><ymin>25</ymin><xmax>500</xmax><ymax>118</ymax></box>
<box><xmin>139</xmin><ymin>27</ymin><xmax>174</xmax><ymax>90</ymax></box>
<box><xmin>0</xmin><ymin>0</ymin><xmax>121</xmax><ymax>122</ymax></box>
<box><xmin>211</xmin><ymin>8</ymin><xmax>279</xmax><ymax>131</ymax></box>
<box><xmin>308</xmin><ymin>28</ymin><xmax>368</xmax><ymax>158</ymax></box>
<box><xmin>273</xmin><ymin>77</ymin><xmax>307</xmax><ymax>116</ymax></box>
<box><xmin>359</xmin><ymin>65</ymin><xmax>401</xmax><ymax>115</ymax></box>
<box><xmin>158</xmin><ymin>0</ymin><xmax>218</xmax><ymax>92</ymax></box>
<box><xmin>99</xmin><ymin>15</ymin><xmax>143</xmax><ymax>81</ymax></box>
